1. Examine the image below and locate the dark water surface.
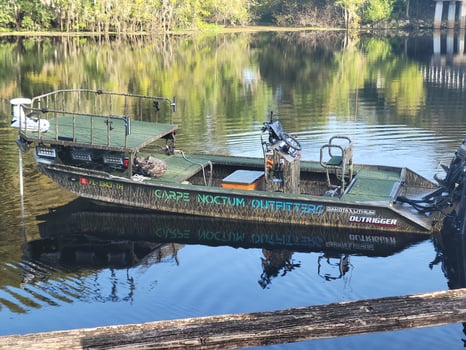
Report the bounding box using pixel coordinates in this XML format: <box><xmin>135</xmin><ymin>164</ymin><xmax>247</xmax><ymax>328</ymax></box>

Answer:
<box><xmin>1</xmin><ymin>31</ymin><xmax>466</xmax><ymax>348</ymax></box>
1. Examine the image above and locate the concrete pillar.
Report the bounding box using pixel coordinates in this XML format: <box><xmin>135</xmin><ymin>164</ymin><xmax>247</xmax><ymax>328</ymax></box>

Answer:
<box><xmin>434</xmin><ymin>1</ymin><xmax>444</xmax><ymax>29</ymax></box>
<box><xmin>446</xmin><ymin>30</ymin><xmax>455</xmax><ymax>54</ymax></box>
<box><xmin>433</xmin><ymin>30</ymin><xmax>442</xmax><ymax>54</ymax></box>
<box><xmin>460</xmin><ymin>2</ymin><xmax>466</xmax><ymax>29</ymax></box>
<box><xmin>459</xmin><ymin>29</ymin><xmax>465</xmax><ymax>54</ymax></box>
<box><xmin>432</xmin><ymin>30</ymin><xmax>443</xmax><ymax>67</ymax></box>
<box><xmin>447</xmin><ymin>1</ymin><xmax>457</xmax><ymax>29</ymax></box>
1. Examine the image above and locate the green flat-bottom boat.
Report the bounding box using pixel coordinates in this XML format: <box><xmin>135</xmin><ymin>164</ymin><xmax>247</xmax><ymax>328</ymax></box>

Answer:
<box><xmin>11</xmin><ymin>89</ymin><xmax>466</xmax><ymax>235</ymax></box>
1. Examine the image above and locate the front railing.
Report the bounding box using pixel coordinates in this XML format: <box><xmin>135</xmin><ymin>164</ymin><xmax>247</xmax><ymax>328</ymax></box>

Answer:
<box><xmin>30</xmin><ymin>89</ymin><xmax>175</xmax><ymax>119</ymax></box>
<box><xmin>18</xmin><ymin>89</ymin><xmax>176</xmax><ymax>149</ymax></box>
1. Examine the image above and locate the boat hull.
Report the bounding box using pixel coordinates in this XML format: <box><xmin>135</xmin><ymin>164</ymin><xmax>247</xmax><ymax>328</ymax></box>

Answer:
<box><xmin>37</xmin><ymin>162</ymin><xmax>441</xmax><ymax>234</ymax></box>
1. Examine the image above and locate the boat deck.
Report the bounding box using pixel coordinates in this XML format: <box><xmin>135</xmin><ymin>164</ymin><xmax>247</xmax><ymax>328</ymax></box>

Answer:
<box><xmin>341</xmin><ymin>168</ymin><xmax>402</xmax><ymax>202</ymax></box>
<box><xmin>144</xmin><ymin>153</ymin><xmax>406</xmax><ymax>204</ymax></box>
<box><xmin>20</xmin><ymin>115</ymin><xmax>177</xmax><ymax>152</ymax></box>
<box><xmin>144</xmin><ymin>153</ymin><xmax>263</xmax><ymax>184</ymax></box>
<box><xmin>153</xmin><ymin>153</ymin><xmax>213</xmax><ymax>183</ymax></box>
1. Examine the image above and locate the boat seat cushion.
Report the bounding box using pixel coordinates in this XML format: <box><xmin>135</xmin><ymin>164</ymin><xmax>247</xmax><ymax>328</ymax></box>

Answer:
<box><xmin>327</xmin><ymin>155</ymin><xmax>343</xmax><ymax>166</ymax></box>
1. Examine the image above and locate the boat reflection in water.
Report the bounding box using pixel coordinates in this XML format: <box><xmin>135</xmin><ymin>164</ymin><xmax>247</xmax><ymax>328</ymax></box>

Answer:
<box><xmin>431</xmin><ymin>216</ymin><xmax>466</xmax><ymax>344</ymax></box>
<box><xmin>26</xmin><ymin>198</ymin><xmax>429</xmax><ymax>289</ymax></box>
<box><xmin>26</xmin><ymin>233</ymin><xmax>177</xmax><ymax>270</ymax></box>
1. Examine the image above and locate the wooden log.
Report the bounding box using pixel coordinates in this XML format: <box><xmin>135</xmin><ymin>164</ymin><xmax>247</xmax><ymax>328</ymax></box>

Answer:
<box><xmin>1</xmin><ymin>288</ymin><xmax>466</xmax><ymax>349</ymax></box>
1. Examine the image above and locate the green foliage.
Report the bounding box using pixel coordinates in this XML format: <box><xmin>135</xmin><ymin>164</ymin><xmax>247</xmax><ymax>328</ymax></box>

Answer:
<box><xmin>0</xmin><ymin>0</ymin><xmax>419</xmax><ymax>32</ymax></box>
<box><xmin>9</xmin><ymin>0</ymin><xmax>54</xmax><ymax>31</ymax></box>
<box><xmin>362</xmin><ymin>37</ymin><xmax>425</xmax><ymax>116</ymax></box>
<box><xmin>0</xmin><ymin>31</ymin><xmax>430</xmax><ymax>159</ymax></box>
<box><xmin>364</xmin><ymin>0</ymin><xmax>396</xmax><ymax>23</ymax></box>
<box><xmin>0</xmin><ymin>0</ymin><xmax>15</xmax><ymax>29</ymax></box>
<box><xmin>251</xmin><ymin>0</ymin><xmax>307</xmax><ymax>25</ymax></box>
<box><xmin>335</xmin><ymin>0</ymin><xmax>365</xmax><ymax>28</ymax></box>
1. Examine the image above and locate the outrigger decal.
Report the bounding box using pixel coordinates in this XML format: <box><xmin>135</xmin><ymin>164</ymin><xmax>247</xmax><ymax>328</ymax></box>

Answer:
<box><xmin>349</xmin><ymin>216</ymin><xmax>397</xmax><ymax>227</ymax></box>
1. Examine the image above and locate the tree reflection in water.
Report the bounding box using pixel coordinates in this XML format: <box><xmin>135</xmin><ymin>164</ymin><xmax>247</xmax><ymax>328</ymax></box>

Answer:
<box><xmin>431</xmin><ymin>216</ymin><xmax>466</xmax><ymax>345</ymax></box>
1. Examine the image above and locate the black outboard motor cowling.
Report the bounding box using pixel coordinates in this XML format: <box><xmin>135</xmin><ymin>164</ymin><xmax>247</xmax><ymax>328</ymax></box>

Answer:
<box><xmin>446</xmin><ymin>139</ymin><xmax>466</xmax><ymax>234</ymax></box>
<box><xmin>397</xmin><ymin>138</ymin><xmax>466</xmax><ymax>221</ymax></box>
<box><xmin>443</xmin><ymin>139</ymin><xmax>466</xmax><ymax>192</ymax></box>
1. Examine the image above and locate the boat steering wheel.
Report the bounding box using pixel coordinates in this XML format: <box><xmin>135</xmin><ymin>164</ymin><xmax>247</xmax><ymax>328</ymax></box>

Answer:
<box><xmin>281</xmin><ymin>132</ymin><xmax>301</xmax><ymax>151</ymax></box>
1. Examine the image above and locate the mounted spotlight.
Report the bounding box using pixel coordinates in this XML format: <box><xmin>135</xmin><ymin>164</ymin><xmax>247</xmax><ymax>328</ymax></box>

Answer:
<box><xmin>103</xmin><ymin>153</ymin><xmax>124</xmax><ymax>167</ymax></box>
<box><xmin>36</xmin><ymin>145</ymin><xmax>56</xmax><ymax>158</ymax></box>
<box><xmin>70</xmin><ymin>148</ymin><xmax>92</xmax><ymax>162</ymax></box>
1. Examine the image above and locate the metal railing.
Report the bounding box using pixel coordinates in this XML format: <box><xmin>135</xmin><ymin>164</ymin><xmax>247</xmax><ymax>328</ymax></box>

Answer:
<box><xmin>18</xmin><ymin>89</ymin><xmax>176</xmax><ymax>149</ymax></box>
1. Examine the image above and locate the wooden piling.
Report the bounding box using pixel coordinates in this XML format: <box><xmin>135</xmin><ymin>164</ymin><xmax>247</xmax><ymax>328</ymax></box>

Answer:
<box><xmin>1</xmin><ymin>288</ymin><xmax>466</xmax><ymax>349</ymax></box>
<box><xmin>434</xmin><ymin>0</ymin><xmax>466</xmax><ymax>29</ymax></box>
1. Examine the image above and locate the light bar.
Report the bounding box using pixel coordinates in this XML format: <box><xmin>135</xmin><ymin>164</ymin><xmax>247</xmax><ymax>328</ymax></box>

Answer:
<box><xmin>71</xmin><ymin>150</ymin><xmax>92</xmax><ymax>161</ymax></box>
<box><xmin>103</xmin><ymin>154</ymin><xmax>124</xmax><ymax>166</ymax></box>
<box><xmin>36</xmin><ymin>146</ymin><xmax>56</xmax><ymax>158</ymax></box>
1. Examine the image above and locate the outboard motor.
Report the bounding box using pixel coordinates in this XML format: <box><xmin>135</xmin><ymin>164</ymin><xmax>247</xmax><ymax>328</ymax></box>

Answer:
<box><xmin>10</xmin><ymin>98</ymin><xmax>49</xmax><ymax>132</ymax></box>
<box><xmin>445</xmin><ymin>139</ymin><xmax>466</xmax><ymax>234</ymax></box>
<box><xmin>440</xmin><ymin>139</ymin><xmax>466</xmax><ymax>194</ymax></box>
<box><xmin>398</xmin><ymin>138</ymin><xmax>466</xmax><ymax>229</ymax></box>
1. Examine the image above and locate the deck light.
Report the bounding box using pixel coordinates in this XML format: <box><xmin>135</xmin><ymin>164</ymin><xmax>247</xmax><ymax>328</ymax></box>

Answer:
<box><xmin>71</xmin><ymin>149</ymin><xmax>92</xmax><ymax>161</ymax></box>
<box><xmin>36</xmin><ymin>146</ymin><xmax>56</xmax><ymax>158</ymax></box>
<box><xmin>103</xmin><ymin>153</ymin><xmax>124</xmax><ymax>167</ymax></box>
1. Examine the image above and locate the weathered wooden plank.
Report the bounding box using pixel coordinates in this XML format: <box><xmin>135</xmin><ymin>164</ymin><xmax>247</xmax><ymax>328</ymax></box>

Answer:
<box><xmin>1</xmin><ymin>288</ymin><xmax>466</xmax><ymax>349</ymax></box>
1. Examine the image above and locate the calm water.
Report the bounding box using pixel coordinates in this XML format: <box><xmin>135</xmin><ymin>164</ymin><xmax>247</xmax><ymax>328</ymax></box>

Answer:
<box><xmin>1</xmin><ymin>31</ymin><xmax>466</xmax><ymax>349</ymax></box>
